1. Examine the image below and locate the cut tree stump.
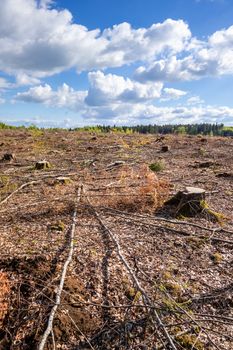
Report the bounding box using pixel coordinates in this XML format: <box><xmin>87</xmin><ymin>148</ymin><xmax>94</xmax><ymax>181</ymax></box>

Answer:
<box><xmin>167</xmin><ymin>186</ymin><xmax>206</xmax><ymax>217</ymax></box>
<box><xmin>2</xmin><ymin>153</ymin><xmax>15</xmax><ymax>161</ymax></box>
<box><xmin>35</xmin><ymin>161</ymin><xmax>51</xmax><ymax>170</ymax></box>
<box><xmin>161</xmin><ymin>145</ymin><xmax>170</xmax><ymax>152</ymax></box>
<box><xmin>56</xmin><ymin>176</ymin><xmax>72</xmax><ymax>185</ymax></box>
<box><xmin>166</xmin><ymin>187</ymin><xmax>225</xmax><ymax>221</ymax></box>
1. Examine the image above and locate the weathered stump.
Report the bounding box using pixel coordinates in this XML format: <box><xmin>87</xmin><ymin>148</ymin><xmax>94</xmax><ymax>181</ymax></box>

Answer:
<box><xmin>35</xmin><ymin>160</ymin><xmax>51</xmax><ymax>170</ymax></box>
<box><xmin>56</xmin><ymin>176</ymin><xmax>72</xmax><ymax>185</ymax></box>
<box><xmin>167</xmin><ymin>187</ymin><xmax>206</xmax><ymax>217</ymax></box>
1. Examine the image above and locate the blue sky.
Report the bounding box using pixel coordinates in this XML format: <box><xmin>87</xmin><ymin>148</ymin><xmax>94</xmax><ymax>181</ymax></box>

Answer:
<box><xmin>1</xmin><ymin>0</ymin><xmax>233</xmax><ymax>127</ymax></box>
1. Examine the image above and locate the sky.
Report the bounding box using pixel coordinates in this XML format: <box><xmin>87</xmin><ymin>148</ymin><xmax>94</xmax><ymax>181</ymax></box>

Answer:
<box><xmin>1</xmin><ymin>0</ymin><xmax>233</xmax><ymax>127</ymax></box>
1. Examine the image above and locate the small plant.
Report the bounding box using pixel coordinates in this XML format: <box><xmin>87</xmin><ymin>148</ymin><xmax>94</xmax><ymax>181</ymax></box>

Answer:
<box><xmin>32</xmin><ymin>140</ymin><xmax>46</xmax><ymax>153</ymax></box>
<box><xmin>0</xmin><ymin>176</ymin><xmax>18</xmax><ymax>200</ymax></box>
<box><xmin>50</xmin><ymin>221</ymin><xmax>66</xmax><ymax>232</ymax></box>
<box><xmin>162</xmin><ymin>271</ymin><xmax>172</xmax><ymax>280</ymax></box>
<box><xmin>198</xmin><ymin>147</ymin><xmax>206</xmax><ymax>156</ymax></box>
<box><xmin>200</xmin><ymin>200</ymin><xmax>226</xmax><ymax>223</ymax></box>
<box><xmin>211</xmin><ymin>252</ymin><xmax>223</xmax><ymax>264</ymax></box>
<box><xmin>125</xmin><ymin>286</ymin><xmax>137</xmax><ymax>300</ymax></box>
<box><xmin>149</xmin><ymin>161</ymin><xmax>165</xmax><ymax>172</ymax></box>
<box><xmin>29</xmin><ymin>127</ymin><xmax>44</xmax><ymax>137</ymax></box>
<box><xmin>176</xmin><ymin>334</ymin><xmax>204</xmax><ymax>350</ymax></box>
<box><xmin>163</xmin><ymin>281</ymin><xmax>182</xmax><ymax>297</ymax></box>
<box><xmin>124</xmin><ymin>287</ymin><xmax>141</xmax><ymax>303</ymax></box>
<box><xmin>0</xmin><ymin>175</ymin><xmax>9</xmax><ymax>187</ymax></box>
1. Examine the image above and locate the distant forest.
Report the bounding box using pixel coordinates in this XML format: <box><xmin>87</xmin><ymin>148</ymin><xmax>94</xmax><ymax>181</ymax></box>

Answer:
<box><xmin>76</xmin><ymin>123</ymin><xmax>233</xmax><ymax>136</ymax></box>
<box><xmin>1</xmin><ymin>122</ymin><xmax>233</xmax><ymax>136</ymax></box>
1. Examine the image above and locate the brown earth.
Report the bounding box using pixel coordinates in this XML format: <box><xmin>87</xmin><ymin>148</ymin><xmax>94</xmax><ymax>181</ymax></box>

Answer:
<box><xmin>0</xmin><ymin>129</ymin><xmax>232</xmax><ymax>349</ymax></box>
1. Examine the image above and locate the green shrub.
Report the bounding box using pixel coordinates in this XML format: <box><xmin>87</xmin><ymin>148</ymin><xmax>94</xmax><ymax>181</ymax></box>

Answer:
<box><xmin>149</xmin><ymin>161</ymin><xmax>165</xmax><ymax>172</ymax></box>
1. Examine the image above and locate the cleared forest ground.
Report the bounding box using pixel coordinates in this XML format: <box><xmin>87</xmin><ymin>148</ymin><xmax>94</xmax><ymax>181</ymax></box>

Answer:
<box><xmin>0</xmin><ymin>129</ymin><xmax>232</xmax><ymax>349</ymax></box>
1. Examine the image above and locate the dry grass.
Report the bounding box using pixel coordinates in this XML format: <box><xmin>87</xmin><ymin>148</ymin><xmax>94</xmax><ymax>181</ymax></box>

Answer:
<box><xmin>88</xmin><ymin>164</ymin><xmax>169</xmax><ymax>213</ymax></box>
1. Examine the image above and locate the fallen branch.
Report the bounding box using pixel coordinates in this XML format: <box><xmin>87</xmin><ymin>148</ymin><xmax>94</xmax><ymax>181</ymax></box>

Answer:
<box><xmin>101</xmin><ymin>210</ymin><xmax>233</xmax><ymax>245</ymax></box>
<box><xmin>0</xmin><ymin>180</ymin><xmax>39</xmax><ymax>206</ymax></box>
<box><xmin>102</xmin><ymin>206</ymin><xmax>233</xmax><ymax>235</ymax></box>
<box><xmin>38</xmin><ymin>185</ymin><xmax>82</xmax><ymax>350</ymax></box>
<box><xmin>83</xmin><ymin>187</ymin><xmax>178</xmax><ymax>350</ymax></box>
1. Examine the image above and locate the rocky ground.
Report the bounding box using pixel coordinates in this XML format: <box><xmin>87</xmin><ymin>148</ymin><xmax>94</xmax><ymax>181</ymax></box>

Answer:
<box><xmin>0</xmin><ymin>129</ymin><xmax>232</xmax><ymax>349</ymax></box>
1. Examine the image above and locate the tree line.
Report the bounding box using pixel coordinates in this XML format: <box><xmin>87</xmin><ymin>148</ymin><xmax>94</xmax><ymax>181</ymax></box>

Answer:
<box><xmin>1</xmin><ymin>122</ymin><xmax>233</xmax><ymax>136</ymax></box>
<box><xmin>74</xmin><ymin>123</ymin><xmax>233</xmax><ymax>136</ymax></box>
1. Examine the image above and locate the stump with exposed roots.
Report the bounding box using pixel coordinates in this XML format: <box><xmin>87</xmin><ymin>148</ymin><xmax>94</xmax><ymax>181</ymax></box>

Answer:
<box><xmin>167</xmin><ymin>187</ymin><xmax>206</xmax><ymax>217</ymax></box>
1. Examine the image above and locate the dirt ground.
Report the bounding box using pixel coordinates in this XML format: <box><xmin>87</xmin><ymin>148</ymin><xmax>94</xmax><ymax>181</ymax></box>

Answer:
<box><xmin>0</xmin><ymin>129</ymin><xmax>232</xmax><ymax>349</ymax></box>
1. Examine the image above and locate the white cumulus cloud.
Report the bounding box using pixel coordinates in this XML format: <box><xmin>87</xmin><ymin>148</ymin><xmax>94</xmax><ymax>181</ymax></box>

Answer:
<box><xmin>85</xmin><ymin>71</ymin><xmax>163</xmax><ymax>106</ymax></box>
<box><xmin>15</xmin><ymin>83</ymin><xmax>87</xmax><ymax>108</ymax></box>
<box><xmin>135</xmin><ymin>24</ymin><xmax>233</xmax><ymax>83</ymax></box>
<box><xmin>0</xmin><ymin>0</ymin><xmax>191</xmax><ymax>81</ymax></box>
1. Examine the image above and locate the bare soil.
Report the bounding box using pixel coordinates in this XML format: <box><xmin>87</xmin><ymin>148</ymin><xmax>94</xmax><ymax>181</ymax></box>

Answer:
<box><xmin>0</xmin><ymin>129</ymin><xmax>232</xmax><ymax>349</ymax></box>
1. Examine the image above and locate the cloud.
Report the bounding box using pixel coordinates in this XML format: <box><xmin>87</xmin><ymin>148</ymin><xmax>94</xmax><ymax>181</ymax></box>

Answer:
<box><xmin>15</xmin><ymin>83</ymin><xmax>87</xmax><ymax>108</ymax></box>
<box><xmin>14</xmin><ymin>81</ymin><xmax>233</xmax><ymax>126</ymax></box>
<box><xmin>1</xmin><ymin>0</ymin><xmax>233</xmax><ymax>88</ymax></box>
<box><xmin>15</xmin><ymin>72</ymin><xmax>163</xmax><ymax>109</ymax></box>
<box><xmin>134</xmin><ymin>54</ymin><xmax>219</xmax><ymax>82</ymax></box>
<box><xmin>38</xmin><ymin>0</ymin><xmax>54</xmax><ymax>8</ymax></box>
<box><xmin>135</xmin><ymin>24</ymin><xmax>233</xmax><ymax>83</ymax></box>
<box><xmin>3</xmin><ymin>1</ymin><xmax>233</xmax><ymax>127</ymax></box>
<box><xmin>102</xmin><ymin>19</ymin><xmax>191</xmax><ymax>64</ymax></box>
<box><xmin>85</xmin><ymin>104</ymin><xmax>233</xmax><ymax>126</ymax></box>
<box><xmin>0</xmin><ymin>1</ymin><xmax>191</xmax><ymax>81</ymax></box>
<box><xmin>187</xmin><ymin>96</ymin><xmax>205</xmax><ymax>105</ymax></box>
<box><xmin>16</xmin><ymin>73</ymin><xmax>41</xmax><ymax>86</ymax></box>
<box><xmin>0</xmin><ymin>77</ymin><xmax>12</xmax><ymax>90</ymax></box>
<box><xmin>85</xmin><ymin>71</ymin><xmax>163</xmax><ymax>106</ymax></box>
<box><xmin>161</xmin><ymin>87</ymin><xmax>187</xmax><ymax>101</ymax></box>
<box><xmin>9</xmin><ymin>104</ymin><xmax>233</xmax><ymax>126</ymax></box>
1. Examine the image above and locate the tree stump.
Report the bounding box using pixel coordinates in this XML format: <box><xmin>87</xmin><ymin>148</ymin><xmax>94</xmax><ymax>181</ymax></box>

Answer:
<box><xmin>161</xmin><ymin>145</ymin><xmax>170</xmax><ymax>152</ymax></box>
<box><xmin>56</xmin><ymin>176</ymin><xmax>72</xmax><ymax>185</ymax></box>
<box><xmin>167</xmin><ymin>187</ymin><xmax>206</xmax><ymax>217</ymax></box>
<box><xmin>2</xmin><ymin>153</ymin><xmax>15</xmax><ymax>161</ymax></box>
<box><xmin>35</xmin><ymin>160</ymin><xmax>51</xmax><ymax>170</ymax></box>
